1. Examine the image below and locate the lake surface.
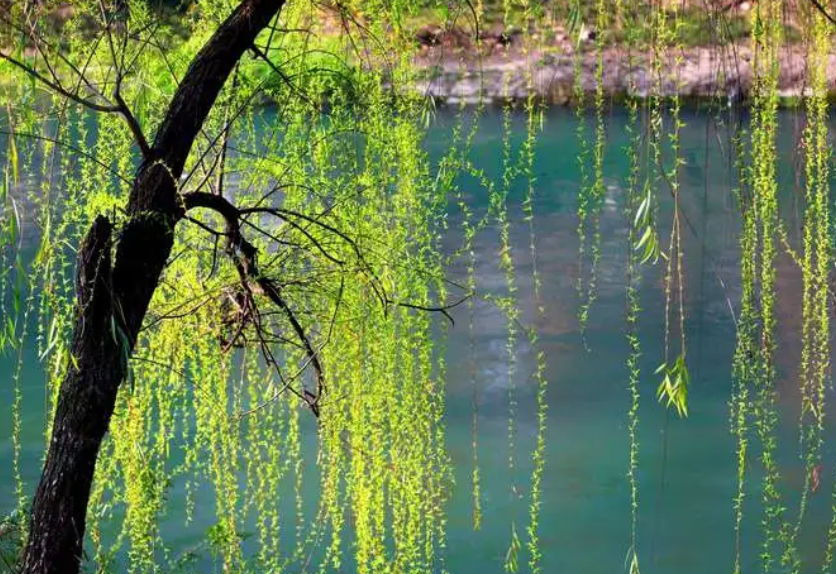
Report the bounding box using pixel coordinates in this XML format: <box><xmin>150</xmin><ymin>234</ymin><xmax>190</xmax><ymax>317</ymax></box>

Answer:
<box><xmin>1</xmin><ymin>105</ymin><xmax>830</xmax><ymax>573</ymax></box>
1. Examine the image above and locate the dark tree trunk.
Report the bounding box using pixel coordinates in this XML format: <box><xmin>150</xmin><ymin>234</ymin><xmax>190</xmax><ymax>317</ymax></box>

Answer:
<box><xmin>18</xmin><ymin>217</ymin><xmax>120</xmax><ymax>573</ymax></box>
<box><xmin>20</xmin><ymin>2</ymin><xmax>284</xmax><ymax>573</ymax></box>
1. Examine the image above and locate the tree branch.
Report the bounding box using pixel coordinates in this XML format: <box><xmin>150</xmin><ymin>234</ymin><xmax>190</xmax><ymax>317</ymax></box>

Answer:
<box><xmin>249</xmin><ymin>43</ymin><xmax>316</xmax><ymax>109</ymax></box>
<box><xmin>806</xmin><ymin>0</ymin><xmax>836</xmax><ymax>26</ymax></box>
<box><xmin>113</xmin><ymin>79</ymin><xmax>151</xmax><ymax>158</ymax></box>
<box><xmin>384</xmin><ymin>295</ymin><xmax>472</xmax><ymax>326</ymax></box>
<box><xmin>0</xmin><ymin>129</ymin><xmax>132</xmax><ymax>185</ymax></box>
<box><xmin>182</xmin><ymin>191</ymin><xmax>325</xmax><ymax>411</ymax></box>
<box><xmin>0</xmin><ymin>51</ymin><xmax>120</xmax><ymax>113</ymax></box>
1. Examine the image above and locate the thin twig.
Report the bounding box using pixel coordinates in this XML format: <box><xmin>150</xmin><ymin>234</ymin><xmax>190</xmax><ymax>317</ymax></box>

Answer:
<box><xmin>806</xmin><ymin>0</ymin><xmax>836</xmax><ymax>26</ymax></box>
<box><xmin>0</xmin><ymin>51</ymin><xmax>119</xmax><ymax>113</ymax></box>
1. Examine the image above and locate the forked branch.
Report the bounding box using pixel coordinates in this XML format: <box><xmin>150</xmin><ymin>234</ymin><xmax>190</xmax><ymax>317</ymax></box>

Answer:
<box><xmin>182</xmin><ymin>191</ymin><xmax>325</xmax><ymax>413</ymax></box>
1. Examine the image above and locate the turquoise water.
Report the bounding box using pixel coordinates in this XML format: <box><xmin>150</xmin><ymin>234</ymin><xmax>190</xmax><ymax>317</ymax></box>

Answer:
<box><xmin>433</xmin><ymin>107</ymin><xmax>793</xmax><ymax>574</ymax></box>
<box><xmin>0</xmin><ymin>106</ymin><xmax>829</xmax><ymax>573</ymax></box>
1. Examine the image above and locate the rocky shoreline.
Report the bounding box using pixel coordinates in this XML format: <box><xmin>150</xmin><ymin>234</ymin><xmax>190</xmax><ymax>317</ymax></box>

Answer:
<box><xmin>413</xmin><ymin>44</ymin><xmax>836</xmax><ymax>105</ymax></box>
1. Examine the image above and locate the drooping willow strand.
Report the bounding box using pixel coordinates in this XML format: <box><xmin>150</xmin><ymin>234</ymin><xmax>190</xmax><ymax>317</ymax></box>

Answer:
<box><xmin>576</xmin><ymin>0</ymin><xmax>608</xmax><ymax>338</ymax></box>
<box><xmin>496</xmin><ymin>64</ymin><xmax>523</xmax><ymax>574</ymax></box>
<box><xmin>623</xmin><ymin>35</ymin><xmax>643</xmax><ymax>574</ymax></box>
<box><xmin>518</xmin><ymin>2</ymin><xmax>548</xmax><ymax>572</ymax></box>
<box><xmin>573</xmin><ymin>0</ymin><xmax>592</xmax><ymax>341</ymax></box>
<box><xmin>746</xmin><ymin>0</ymin><xmax>789</xmax><ymax>570</ymax></box>
<box><xmin>729</xmin><ymin>99</ymin><xmax>753</xmax><ymax>574</ymax></box>
<box><xmin>793</xmin><ymin>3</ymin><xmax>832</xmax><ymax>562</ymax></box>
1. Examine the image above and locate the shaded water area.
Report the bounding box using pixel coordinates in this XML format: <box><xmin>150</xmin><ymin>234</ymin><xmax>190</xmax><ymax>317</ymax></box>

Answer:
<box><xmin>0</xmin><ymin>105</ymin><xmax>831</xmax><ymax>573</ymax></box>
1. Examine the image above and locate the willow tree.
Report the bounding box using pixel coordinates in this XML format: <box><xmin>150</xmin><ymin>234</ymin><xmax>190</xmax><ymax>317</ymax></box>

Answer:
<box><xmin>0</xmin><ymin>1</ymin><xmax>464</xmax><ymax>573</ymax></box>
<box><xmin>7</xmin><ymin>2</ymin><xmax>293</xmax><ymax>572</ymax></box>
<box><xmin>9</xmin><ymin>1</ymin><xmax>836</xmax><ymax>574</ymax></box>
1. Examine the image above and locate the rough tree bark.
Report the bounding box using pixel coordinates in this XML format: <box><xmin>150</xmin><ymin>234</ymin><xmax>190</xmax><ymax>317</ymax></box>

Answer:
<box><xmin>20</xmin><ymin>2</ymin><xmax>285</xmax><ymax>573</ymax></box>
